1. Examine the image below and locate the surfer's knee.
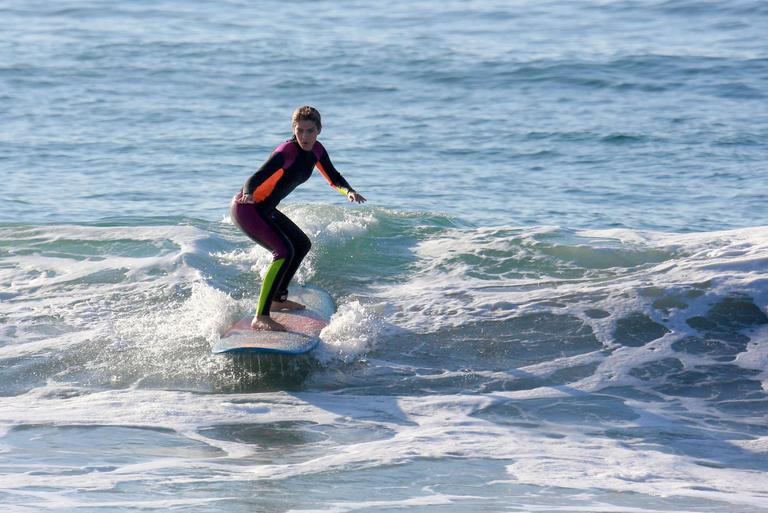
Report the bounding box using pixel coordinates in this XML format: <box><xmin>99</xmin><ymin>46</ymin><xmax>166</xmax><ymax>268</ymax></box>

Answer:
<box><xmin>271</xmin><ymin>240</ymin><xmax>294</xmax><ymax>261</ymax></box>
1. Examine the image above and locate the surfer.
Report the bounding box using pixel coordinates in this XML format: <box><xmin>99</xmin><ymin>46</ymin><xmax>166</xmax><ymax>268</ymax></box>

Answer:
<box><xmin>230</xmin><ymin>106</ymin><xmax>366</xmax><ymax>331</ymax></box>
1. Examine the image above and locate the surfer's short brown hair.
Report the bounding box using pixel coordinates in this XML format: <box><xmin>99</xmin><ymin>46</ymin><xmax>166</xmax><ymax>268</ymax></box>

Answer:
<box><xmin>291</xmin><ymin>106</ymin><xmax>322</xmax><ymax>131</ymax></box>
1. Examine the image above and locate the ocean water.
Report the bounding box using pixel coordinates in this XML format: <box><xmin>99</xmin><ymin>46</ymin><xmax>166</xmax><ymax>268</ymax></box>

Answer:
<box><xmin>1</xmin><ymin>0</ymin><xmax>768</xmax><ymax>511</ymax></box>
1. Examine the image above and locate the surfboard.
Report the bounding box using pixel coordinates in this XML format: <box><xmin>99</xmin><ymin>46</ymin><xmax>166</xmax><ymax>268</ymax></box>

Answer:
<box><xmin>213</xmin><ymin>285</ymin><xmax>335</xmax><ymax>355</ymax></box>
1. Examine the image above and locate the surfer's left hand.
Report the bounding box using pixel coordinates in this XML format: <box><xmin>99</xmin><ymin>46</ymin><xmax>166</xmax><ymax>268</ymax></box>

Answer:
<box><xmin>348</xmin><ymin>191</ymin><xmax>366</xmax><ymax>204</ymax></box>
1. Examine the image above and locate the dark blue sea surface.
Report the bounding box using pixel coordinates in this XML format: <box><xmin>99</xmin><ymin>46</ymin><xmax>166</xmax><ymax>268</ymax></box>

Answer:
<box><xmin>1</xmin><ymin>1</ymin><xmax>767</xmax><ymax>511</ymax></box>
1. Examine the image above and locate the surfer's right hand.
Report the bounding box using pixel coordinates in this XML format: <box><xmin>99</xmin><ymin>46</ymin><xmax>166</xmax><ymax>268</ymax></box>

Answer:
<box><xmin>237</xmin><ymin>191</ymin><xmax>254</xmax><ymax>204</ymax></box>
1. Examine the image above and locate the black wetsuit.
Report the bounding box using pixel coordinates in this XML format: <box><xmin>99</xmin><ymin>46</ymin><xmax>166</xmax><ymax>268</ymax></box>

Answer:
<box><xmin>230</xmin><ymin>138</ymin><xmax>356</xmax><ymax>316</ymax></box>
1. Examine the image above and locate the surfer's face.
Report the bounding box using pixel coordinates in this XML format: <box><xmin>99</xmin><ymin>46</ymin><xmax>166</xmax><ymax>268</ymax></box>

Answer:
<box><xmin>294</xmin><ymin>120</ymin><xmax>319</xmax><ymax>151</ymax></box>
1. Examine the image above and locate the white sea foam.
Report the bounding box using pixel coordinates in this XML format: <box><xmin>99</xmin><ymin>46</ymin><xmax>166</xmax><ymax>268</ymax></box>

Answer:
<box><xmin>1</xmin><ymin>383</ymin><xmax>767</xmax><ymax>510</ymax></box>
<box><xmin>284</xmin><ymin>203</ymin><xmax>377</xmax><ymax>243</ymax></box>
<box><xmin>316</xmin><ymin>300</ymin><xmax>382</xmax><ymax>363</ymax></box>
<box><xmin>373</xmin><ymin>225</ymin><xmax>768</xmax><ymax>341</ymax></box>
<box><xmin>2</xmin><ymin>219</ymin><xmax>768</xmax><ymax>511</ymax></box>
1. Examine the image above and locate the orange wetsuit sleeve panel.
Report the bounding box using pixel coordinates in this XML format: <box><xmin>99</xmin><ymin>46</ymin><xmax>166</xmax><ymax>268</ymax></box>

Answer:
<box><xmin>252</xmin><ymin>168</ymin><xmax>284</xmax><ymax>202</ymax></box>
<box><xmin>243</xmin><ymin>151</ymin><xmax>285</xmax><ymax>202</ymax></box>
<box><xmin>316</xmin><ymin>149</ymin><xmax>355</xmax><ymax>196</ymax></box>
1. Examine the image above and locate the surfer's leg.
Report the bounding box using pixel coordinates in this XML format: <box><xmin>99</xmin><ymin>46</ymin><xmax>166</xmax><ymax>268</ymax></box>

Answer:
<box><xmin>230</xmin><ymin>201</ymin><xmax>295</xmax><ymax>327</ymax></box>
<box><xmin>270</xmin><ymin>209</ymin><xmax>311</xmax><ymax>309</ymax></box>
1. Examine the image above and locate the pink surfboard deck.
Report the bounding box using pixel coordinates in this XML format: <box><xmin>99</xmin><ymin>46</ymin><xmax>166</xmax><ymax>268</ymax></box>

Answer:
<box><xmin>213</xmin><ymin>286</ymin><xmax>336</xmax><ymax>355</ymax></box>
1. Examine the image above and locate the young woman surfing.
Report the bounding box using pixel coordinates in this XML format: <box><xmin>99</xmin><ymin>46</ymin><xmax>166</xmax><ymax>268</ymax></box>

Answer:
<box><xmin>230</xmin><ymin>106</ymin><xmax>366</xmax><ymax>331</ymax></box>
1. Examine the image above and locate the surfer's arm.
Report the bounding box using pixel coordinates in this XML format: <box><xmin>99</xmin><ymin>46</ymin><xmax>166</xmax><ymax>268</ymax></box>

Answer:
<box><xmin>315</xmin><ymin>147</ymin><xmax>360</xmax><ymax>199</ymax></box>
<box><xmin>243</xmin><ymin>151</ymin><xmax>285</xmax><ymax>203</ymax></box>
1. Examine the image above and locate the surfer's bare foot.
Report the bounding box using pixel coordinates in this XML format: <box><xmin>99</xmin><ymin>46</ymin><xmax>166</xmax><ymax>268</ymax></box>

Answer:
<box><xmin>273</xmin><ymin>299</ymin><xmax>305</xmax><ymax>311</ymax></box>
<box><xmin>251</xmin><ymin>315</ymin><xmax>285</xmax><ymax>331</ymax></box>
